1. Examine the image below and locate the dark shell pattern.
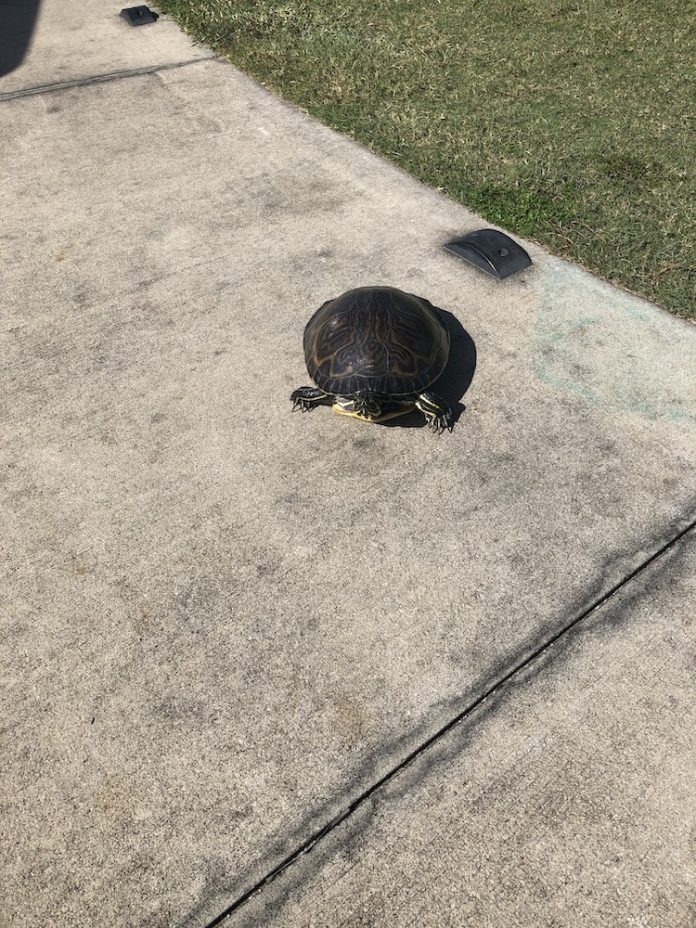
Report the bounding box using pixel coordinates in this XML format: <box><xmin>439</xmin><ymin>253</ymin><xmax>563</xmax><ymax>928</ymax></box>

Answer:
<box><xmin>303</xmin><ymin>287</ymin><xmax>450</xmax><ymax>397</ymax></box>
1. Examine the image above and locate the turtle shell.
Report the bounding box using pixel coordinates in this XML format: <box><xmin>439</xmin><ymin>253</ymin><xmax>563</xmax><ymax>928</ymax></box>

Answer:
<box><xmin>303</xmin><ymin>286</ymin><xmax>450</xmax><ymax>397</ymax></box>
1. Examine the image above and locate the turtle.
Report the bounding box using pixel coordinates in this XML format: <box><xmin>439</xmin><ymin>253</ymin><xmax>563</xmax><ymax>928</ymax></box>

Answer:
<box><xmin>290</xmin><ymin>286</ymin><xmax>454</xmax><ymax>432</ymax></box>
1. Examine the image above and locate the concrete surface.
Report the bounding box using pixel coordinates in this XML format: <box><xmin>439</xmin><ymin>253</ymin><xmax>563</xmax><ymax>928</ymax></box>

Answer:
<box><xmin>0</xmin><ymin>0</ymin><xmax>213</xmax><ymax>98</ymax></box>
<box><xmin>1</xmin><ymin>3</ymin><xmax>695</xmax><ymax>927</ymax></box>
<box><xmin>240</xmin><ymin>530</ymin><xmax>696</xmax><ymax>928</ymax></box>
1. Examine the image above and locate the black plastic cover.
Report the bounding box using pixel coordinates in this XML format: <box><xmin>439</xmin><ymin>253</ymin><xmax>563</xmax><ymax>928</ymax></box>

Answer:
<box><xmin>445</xmin><ymin>228</ymin><xmax>532</xmax><ymax>279</ymax></box>
<box><xmin>120</xmin><ymin>6</ymin><xmax>159</xmax><ymax>26</ymax></box>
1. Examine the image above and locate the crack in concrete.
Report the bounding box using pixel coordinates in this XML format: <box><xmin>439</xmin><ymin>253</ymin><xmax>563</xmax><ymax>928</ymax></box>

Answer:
<box><xmin>0</xmin><ymin>56</ymin><xmax>217</xmax><ymax>103</ymax></box>
<box><xmin>201</xmin><ymin>512</ymin><xmax>696</xmax><ymax>928</ymax></box>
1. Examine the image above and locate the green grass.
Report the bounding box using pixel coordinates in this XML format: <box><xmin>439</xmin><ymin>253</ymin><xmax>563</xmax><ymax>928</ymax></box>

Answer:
<box><xmin>158</xmin><ymin>0</ymin><xmax>695</xmax><ymax>319</ymax></box>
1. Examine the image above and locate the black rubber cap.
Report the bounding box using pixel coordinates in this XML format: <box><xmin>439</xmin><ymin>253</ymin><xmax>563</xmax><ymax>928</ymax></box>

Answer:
<box><xmin>445</xmin><ymin>229</ymin><xmax>532</xmax><ymax>279</ymax></box>
<box><xmin>121</xmin><ymin>6</ymin><xmax>159</xmax><ymax>26</ymax></box>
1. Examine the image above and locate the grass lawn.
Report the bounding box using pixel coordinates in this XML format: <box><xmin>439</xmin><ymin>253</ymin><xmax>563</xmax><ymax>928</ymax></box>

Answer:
<box><xmin>158</xmin><ymin>0</ymin><xmax>695</xmax><ymax>320</ymax></box>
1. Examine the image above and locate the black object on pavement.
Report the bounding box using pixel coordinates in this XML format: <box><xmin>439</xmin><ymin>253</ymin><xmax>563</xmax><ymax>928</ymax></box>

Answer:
<box><xmin>445</xmin><ymin>229</ymin><xmax>532</xmax><ymax>279</ymax></box>
<box><xmin>121</xmin><ymin>6</ymin><xmax>159</xmax><ymax>26</ymax></box>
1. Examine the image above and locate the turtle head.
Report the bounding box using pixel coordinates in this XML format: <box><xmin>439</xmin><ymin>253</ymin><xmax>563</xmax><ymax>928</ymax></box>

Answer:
<box><xmin>351</xmin><ymin>390</ymin><xmax>383</xmax><ymax>420</ymax></box>
<box><xmin>333</xmin><ymin>391</ymin><xmax>415</xmax><ymax>423</ymax></box>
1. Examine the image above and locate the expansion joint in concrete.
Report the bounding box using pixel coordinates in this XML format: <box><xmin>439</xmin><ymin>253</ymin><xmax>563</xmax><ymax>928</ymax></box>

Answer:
<box><xmin>0</xmin><ymin>56</ymin><xmax>217</xmax><ymax>103</ymax></box>
<box><xmin>202</xmin><ymin>512</ymin><xmax>696</xmax><ymax>927</ymax></box>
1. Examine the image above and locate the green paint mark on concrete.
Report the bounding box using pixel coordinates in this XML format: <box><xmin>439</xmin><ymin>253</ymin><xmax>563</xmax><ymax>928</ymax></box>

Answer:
<box><xmin>533</xmin><ymin>263</ymin><xmax>696</xmax><ymax>426</ymax></box>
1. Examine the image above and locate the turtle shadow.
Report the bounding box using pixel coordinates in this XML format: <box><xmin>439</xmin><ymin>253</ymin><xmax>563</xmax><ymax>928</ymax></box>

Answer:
<box><xmin>379</xmin><ymin>306</ymin><xmax>476</xmax><ymax>429</ymax></box>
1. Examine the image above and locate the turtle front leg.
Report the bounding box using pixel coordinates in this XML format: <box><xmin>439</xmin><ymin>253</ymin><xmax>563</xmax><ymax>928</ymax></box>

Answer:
<box><xmin>415</xmin><ymin>391</ymin><xmax>454</xmax><ymax>433</ymax></box>
<box><xmin>290</xmin><ymin>386</ymin><xmax>334</xmax><ymax>412</ymax></box>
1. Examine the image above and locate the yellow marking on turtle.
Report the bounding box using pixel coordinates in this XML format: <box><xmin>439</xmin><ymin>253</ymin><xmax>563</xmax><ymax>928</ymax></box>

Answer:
<box><xmin>332</xmin><ymin>404</ymin><xmax>415</xmax><ymax>423</ymax></box>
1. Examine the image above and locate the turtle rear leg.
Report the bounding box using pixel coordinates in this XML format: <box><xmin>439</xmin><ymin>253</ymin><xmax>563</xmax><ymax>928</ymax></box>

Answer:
<box><xmin>415</xmin><ymin>391</ymin><xmax>454</xmax><ymax>433</ymax></box>
<box><xmin>290</xmin><ymin>386</ymin><xmax>334</xmax><ymax>412</ymax></box>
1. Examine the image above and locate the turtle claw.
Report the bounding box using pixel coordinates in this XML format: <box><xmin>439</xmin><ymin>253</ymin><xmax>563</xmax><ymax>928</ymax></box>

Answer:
<box><xmin>427</xmin><ymin>418</ymin><xmax>449</xmax><ymax>435</ymax></box>
<box><xmin>294</xmin><ymin>398</ymin><xmax>315</xmax><ymax>412</ymax></box>
<box><xmin>431</xmin><ymin>412</ymin><xmax>455</xmax><ymax>434</ymax></box>
<box><xmin>416</xmin><ymin>393</ymin><xmax>454</xmax><ymax>434</ymax></box>
<box><xmin>290</xmin><ymin>386</ymin><xmax>333</xmax><ymax>413</ymax></box>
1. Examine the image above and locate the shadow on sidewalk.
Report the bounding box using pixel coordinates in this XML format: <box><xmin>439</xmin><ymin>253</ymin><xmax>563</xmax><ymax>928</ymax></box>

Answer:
<box><xmin>0</xmin><ymin>0</ymin><xmax>42</xmax><ymax>79</ymax></box>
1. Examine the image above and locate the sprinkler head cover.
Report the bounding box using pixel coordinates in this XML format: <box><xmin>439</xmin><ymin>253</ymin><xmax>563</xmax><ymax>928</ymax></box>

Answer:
<box><xmin>445</xmin><ymin>229</ymin><xmax>532</xmax><ymax>279</ymax></box>
<box><xmin>120</xmin><ymin>6</ymin><xmax>159</xmax><ymax>26</ymax></box>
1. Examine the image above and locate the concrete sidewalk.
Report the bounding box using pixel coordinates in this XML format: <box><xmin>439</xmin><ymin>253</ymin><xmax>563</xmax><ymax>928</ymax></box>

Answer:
<box><xmin>1</xmin><ymin>3</ymin><xmax>694</xmax><ymax>926</ymax></box>
<box><xmin>241</xmin><ymin>530</ymin><xmax>696</xmax><ymax>928</ymax></box>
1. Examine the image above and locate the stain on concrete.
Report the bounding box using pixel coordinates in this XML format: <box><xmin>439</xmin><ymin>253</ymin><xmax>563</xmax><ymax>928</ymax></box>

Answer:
<box><xmin>532</xmin><ymin>263</ymin><xmax>696</xmax><ymax>426</ymax></box>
